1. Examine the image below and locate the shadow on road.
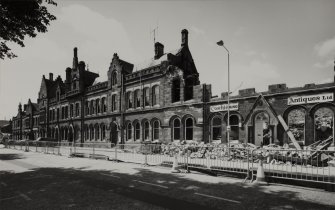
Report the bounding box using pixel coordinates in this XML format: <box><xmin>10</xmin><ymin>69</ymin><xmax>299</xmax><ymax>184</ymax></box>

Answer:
<box><xmin>0</xmin><ymin>153</ymin><xmax>24</xmax><ymax>161</ymax></box>
<box><xmin>0</xmin><ymin>166</ymin><xmax>333</xmax><ymax>210</ymax></box>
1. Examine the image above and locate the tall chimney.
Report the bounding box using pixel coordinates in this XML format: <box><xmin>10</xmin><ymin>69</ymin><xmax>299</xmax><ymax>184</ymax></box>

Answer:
<box><xmin>73</xmin><ymin>47</ymin><xmax>78</xmax><ymax>69</ymax></box>
<box><xmin>181</xmin><ymin>29</ymin><xmax>188</xmax><ymax>47</ymax></box>
<box><xmin>154</xmin><ymin>42</ymin><xmax>164</xmax><ymax>59</ymax></box>
<box><xmin>49</xmin><ymin>73</ymin><xmax>53</xmax><ymax>81</ymax></box>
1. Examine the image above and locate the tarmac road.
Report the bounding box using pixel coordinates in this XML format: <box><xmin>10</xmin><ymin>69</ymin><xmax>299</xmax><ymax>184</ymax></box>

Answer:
<box><xmin>0</xmin><ymin>147</ymin><xmax>334</xmax><ymax>210</ymax></box>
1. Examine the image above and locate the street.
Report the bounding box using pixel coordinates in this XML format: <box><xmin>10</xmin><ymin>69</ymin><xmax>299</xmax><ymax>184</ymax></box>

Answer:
<box><xmin>0</xmin><ymin>147</ymin><xmax>334</xmax><ymax>210</ymax></box>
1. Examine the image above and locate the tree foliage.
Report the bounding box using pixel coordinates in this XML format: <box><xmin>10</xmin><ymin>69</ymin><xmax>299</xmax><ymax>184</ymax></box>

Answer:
<box><xmin>0</xmin><ymin>0</ymin><xmax>57</xmax><ymax>59</ymax></box>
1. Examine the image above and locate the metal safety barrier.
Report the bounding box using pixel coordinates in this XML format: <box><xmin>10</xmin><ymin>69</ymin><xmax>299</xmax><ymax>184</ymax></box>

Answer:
<box><xmin>4</xmin><ymin>140</ymin><xmax>335</xmax><ymax>185</ymax></box>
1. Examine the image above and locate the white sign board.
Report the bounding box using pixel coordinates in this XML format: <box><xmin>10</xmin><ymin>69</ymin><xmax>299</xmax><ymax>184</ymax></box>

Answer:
<box><xmin>210</xmin><ymin>103</ymin><xmax>238</xmax><ymax>112</ymax></box>
<box><xmin>287</xmin><ymin>93</ymin><xmax>333</xmax><ymax>105</ymax></box>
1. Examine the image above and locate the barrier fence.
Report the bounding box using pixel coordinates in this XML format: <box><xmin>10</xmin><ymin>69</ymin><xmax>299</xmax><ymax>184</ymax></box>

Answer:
<box><xmin>4</xmin><ymin>140</ymin><xmax>335</xmax><ymax>185</ymax></box>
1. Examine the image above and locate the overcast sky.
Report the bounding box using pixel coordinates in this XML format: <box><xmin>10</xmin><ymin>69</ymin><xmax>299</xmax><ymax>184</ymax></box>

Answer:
<box><xmin>1</xmin><ymin>0</ymin><xmax>335</xmax><ymax>120</ymax></box>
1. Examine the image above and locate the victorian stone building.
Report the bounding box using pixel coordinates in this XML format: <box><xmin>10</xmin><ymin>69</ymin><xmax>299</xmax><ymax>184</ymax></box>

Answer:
<box><xmin>11</xmin><ymin>29</ymin><xmax>335</xmax><ymax>147</ymax></box>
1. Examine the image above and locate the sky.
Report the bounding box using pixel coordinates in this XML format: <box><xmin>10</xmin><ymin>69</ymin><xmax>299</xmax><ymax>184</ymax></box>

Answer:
<box><xmin>1</xmin><ymin>0</ymin><xmax>335</xmax><ymax>120</ymax></box>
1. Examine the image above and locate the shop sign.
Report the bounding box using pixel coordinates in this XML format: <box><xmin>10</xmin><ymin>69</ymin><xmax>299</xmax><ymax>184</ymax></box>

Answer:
<box><xmin>210</xmin><ymin>103</ymin><xmax>238</xmax><ymax>112</ymax></box>
<box><xmin>287</xmin><ymin>93</ymin><xmax>333</xmax><ymax>105</ymax></box>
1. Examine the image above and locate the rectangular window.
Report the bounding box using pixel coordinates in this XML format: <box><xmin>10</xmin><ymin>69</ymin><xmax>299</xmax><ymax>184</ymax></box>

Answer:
<box><xmin>172</xmin><ymin>79</ymin><xmax>181</xmax><ymax>102</ymax></box>
<box><xmin>75</xmin><ymin>103</ymin><xmax>80</xmax><ymax>116</ymax></box>
<box><xmin>144</xmin><ymin>88</ymin><xmax>150</xmax><ymax>106</ymax></box>
<box><xmin>127</xmin><ymin>92</ymin><xmax>133</xmax><ymax>109</ymax></box>
<box><xmin>111</xmin><ymin>95</ymin><xmax>117</xmax><ymax>112</ymax></box>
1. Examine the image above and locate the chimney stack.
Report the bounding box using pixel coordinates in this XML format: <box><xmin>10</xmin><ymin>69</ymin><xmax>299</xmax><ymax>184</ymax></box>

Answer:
<box><xmin>154</xmin><ymin>42</ymin><xmax>164</xmax><ymax>59</ymax></box>
<box><xmin>181</xmin><ymin>29</ymin><xmax>188</xmax><ymax>47</ymax></box>
<box><xmin>49</xmin><ymin>73</ymin><xmax>53</xmax><ymax>81</ymax></box>
<box><xmin>78</xmin><ymin>61</ymin><xmax>86</xmax><ymax>71</ymax></box>
<box><xmin>73</xmin><ymin>47</ymin><xmax>78</xmax><ymax>69</ymax></box>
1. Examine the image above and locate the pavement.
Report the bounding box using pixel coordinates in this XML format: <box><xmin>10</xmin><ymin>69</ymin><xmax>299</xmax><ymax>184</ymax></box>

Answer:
<box><xmin>0</xmin><ymin>146</ymin><xmax>335</xmax><ymax>210</ymax></box>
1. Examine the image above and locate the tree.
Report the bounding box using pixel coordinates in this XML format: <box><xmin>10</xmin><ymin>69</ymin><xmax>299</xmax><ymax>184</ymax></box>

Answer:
<box><xmin>0</xmin><ymin>0</ymin><xmax>57</xmax><ymax>59</ymax></box>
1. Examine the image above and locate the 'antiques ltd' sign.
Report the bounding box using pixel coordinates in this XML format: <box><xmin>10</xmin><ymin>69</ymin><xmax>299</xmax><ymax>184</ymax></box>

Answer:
<box><xmin>287</xmin><ymin>93</ymin><xmax>333</xmax><ymax>105</ymax></box>
<box><xmin>210</xmin><ymin>103</ymin><xmax>239</xmax><ymax>112</ymax></box>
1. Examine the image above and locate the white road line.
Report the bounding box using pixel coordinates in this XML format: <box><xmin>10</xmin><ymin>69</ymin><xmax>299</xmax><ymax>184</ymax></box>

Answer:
<box><xmin>100</xmin><ymin>173</ymin><xmax>121</xmax><ymax>179</ymax></box>
<box><xmin>194</xmin><ymin>192</ymin><xmax>241</xmax><ymax>204</ymax></box>
<box><xmin>1</xmin><ymin>182</ymin><xmax>8</xmax><ymax>187</ymax></box>
<box><xmin>133</xmin><ymin>180</ymin><xmax>169</xmax><ymax>189</ymax></box>
<box><xmin>19</xmin><ymin>193</ymin><xmax>31</xmax><ymax>201</ymax></box>
<box><xmin>0</xmin><ymin>195</ymin><xmax>19</xmax><ymax>201</ymax></box>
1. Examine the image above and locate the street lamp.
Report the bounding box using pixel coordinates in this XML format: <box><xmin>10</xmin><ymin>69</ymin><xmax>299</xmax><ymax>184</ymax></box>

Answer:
<box><xmin>217</xmin><ymin>40</ymin><xmax>230</xmax><ymax>149</ymax></box>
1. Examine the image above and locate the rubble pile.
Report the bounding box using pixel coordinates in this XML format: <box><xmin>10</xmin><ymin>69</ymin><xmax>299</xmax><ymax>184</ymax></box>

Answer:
<box><xmin>154</xmin><ymin>137</ymin><xmax>335</xmax><ymax>167</ymax></box>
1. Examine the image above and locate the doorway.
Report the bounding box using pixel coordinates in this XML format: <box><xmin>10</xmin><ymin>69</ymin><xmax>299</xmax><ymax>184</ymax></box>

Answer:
<box><xmin>254</xmin><ymin>112</ymin><xmax>270</xmax><ymax>146</ymax></box>
<box><xmin>110</xmin><ymin>122</ymin><xmax>118</xmax><ymax>145</ymax></box>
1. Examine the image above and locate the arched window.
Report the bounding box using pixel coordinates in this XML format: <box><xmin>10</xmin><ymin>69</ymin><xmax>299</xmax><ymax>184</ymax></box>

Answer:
<box><xmin>144</xmin><ymin>121</ymin><xmax>149</xmax><ymax>140</ymax></box>
<box><xmin>126</xmin><ymin>92</ymin><xmax>133</xmax><ymax>109</ymax></box>
<box><xmin>85</xmin><ymin>126</ymin><xmax>89</xmax><ymax>141</ymax></box>
<box><xmin>96</xmin><ymin>98</ymin><xmax>100</xmax><ymax>114</ymax></box>
<box><xmin>112</xmin><ymin>71</ymin><xmax>117</xmax><ymax>86</ymax></box>
<box><xmin>144</xmin><ymin>88</ymin><xmax>150</xmax><ymax>106</ymax></box>
<box><xmin>229</xmin><ymin>115</ymin><xmax>239</xmax><ymax>140</ymax></box>
<box><xmin>90</xmin><ymin>100</ymin><xmax>94</xmax><ymax>115</ymax></box>
<box><xmin>95</xmin><ymin>125</ymin><xmax>100</xmax><ymax>140</ymax></box>
<box><xmin>172</xmin><ymin>79</ymin><xmax>181</xmax><ymax>102</ymax></box>
<box><xmin>101</xmin><ymin>97</ymin><xmax>107</xmax><ymax>113</ymax></box>
<box><xmin>212</xmin><ymin>116</ymin><xmax>222</xmax><ymax>141</ymax></box>
<box><xmin>111</xmin><ymin>94</ymin><xmax>117</xmax><ymax>112</ymax></box>
<box><xmin>75</xmin><ymin>103</ymin><xmax>80</xmax><ymax>116</ymax></box>
<box><xmin>185</xmin><ymin>118</ymin><xmax>193</xmax><ymax>140</ymax></box>
<box><xmin>127</xmin><ymin>123</ymin><xmax>132</xmax><ymax>140</ymax></box>
<box><xmin>314</xmin><ymin>107</ymin><xmax>334</xmax><ymax>141</ymax></box>
<box><xmin>135</xmin><ymin>122</ymin><xmax>140</xmax><ymax>140</ymax></box>
<box><xmin>90</xmin><ymin>126</ymin><xmax>94</xmax><ymax>140</ymax></box>
<box><xmin>101</xmin><ymin>125</ymin><xmax>106</xmax><ymax>140</ymax></box>
<box><xmin>173</xmin><ymin>118</ymin><xmax>181</xmax><ymax>140</ymax></box>
<box><xmin>65</xmin><ymin>106</ymin><xmax>68</xmax><ymax>118</ymax></box>
<box><xmin>152</xmin><ymin>85</ymin><xmax>159</xmax><ymax>105</ymax></box>
<box><xmin>153</xmin><ymin>120</ymin><xmax>160</xmax><ymax>140</ymax></box>
<box><xmin>288</xmin><ymin>108</ymin><xmax>306</xmax><ymax>143</ymax></box>
<box><xmin>184</xmin><ymin>77</ymin><xmax>193</xmax><ymax>101</ymax></box>
<box><xmin>134</xmin><ymin>89</ymin><xmax>141</xmax><ymax>108</ymax></box>
<box><xmin>85</xmin><ymin>101</ymin><xmax>89</xmax><ymax>115</ymax></box>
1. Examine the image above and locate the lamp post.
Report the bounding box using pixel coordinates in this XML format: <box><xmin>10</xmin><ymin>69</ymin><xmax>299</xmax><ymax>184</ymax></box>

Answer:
<box><xmin>217</xmin><ymin>40</ymin><xmax>230</xmax><ymax>149</ymax></box>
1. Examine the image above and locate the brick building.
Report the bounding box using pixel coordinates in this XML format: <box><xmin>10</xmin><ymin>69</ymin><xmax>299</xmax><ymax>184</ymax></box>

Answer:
<box><xmin>11</xmin><ymin>29</ymin><xmax>335</xmax><ymax>146</ymax></box>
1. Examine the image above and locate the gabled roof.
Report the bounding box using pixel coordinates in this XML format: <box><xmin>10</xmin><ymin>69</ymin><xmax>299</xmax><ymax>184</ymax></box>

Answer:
<box><xmin>83</xmin><ymin>70</ymin><xmax>99</xmax><ymax>87</ymax></box>
<box><xmin>133</xmin><ymin>47</ymin><xmax>183</xmax><ymax>72</ymax></box>
<box><xmin>243</xmin><ymin>94</ymin><xmax>279</xmax><ymax>126</ymax></box>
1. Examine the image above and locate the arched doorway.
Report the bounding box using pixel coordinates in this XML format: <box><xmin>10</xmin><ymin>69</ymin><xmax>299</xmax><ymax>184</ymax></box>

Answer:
<box><xmin>254</xmin><ymin>112</ymin><xmax>271</xmax><ymax>146</ymax></box>
<box><xmin>68</xmin><ymin>126</ymin><xmax>74</xmax><ymax>142</ymax></box>
<box><xmin>110</xmin><ymin>122</ymin><xmax>118</xmax><ymax>145</ymax></box>
<box><xmin>314</xmin><ymin>107</ymin><xmax>334</xmax><ymax>141</ymax></box>
<box><xmin>55</xmin><ymin>128</ymin><xmax>59</xmax><ymax>141</ymax></box>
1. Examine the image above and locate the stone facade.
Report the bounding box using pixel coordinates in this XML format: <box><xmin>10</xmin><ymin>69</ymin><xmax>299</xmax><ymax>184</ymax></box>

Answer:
<box><xmin>11</xmin><ymin>29</ymin><xmax>335</xmax><ymax>146</ymax></box>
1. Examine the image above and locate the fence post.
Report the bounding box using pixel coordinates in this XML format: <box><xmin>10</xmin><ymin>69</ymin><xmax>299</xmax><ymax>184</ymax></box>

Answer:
<box><xmin>143</xmin><ymin>144</ymin><xmax>148</xmax><ymax>166</ymax></box>
<box><xmin>93</xmin><ymin>143</ymin><xmax>95</xmax><ymax>158</ymax></box>
<box><xmin>114</xmin><ymin>144</ymin><xmax>118</xmax><ymax>161</ymax></box>
<box><xmin>245</xmin><ymin>149</ymin><xmax>250</xmax><ymax>182</ymax></box>
<box><xmin>58</xmin><ymin>141</ymin><xmax>61</xmax><ymax>156</ymax></box>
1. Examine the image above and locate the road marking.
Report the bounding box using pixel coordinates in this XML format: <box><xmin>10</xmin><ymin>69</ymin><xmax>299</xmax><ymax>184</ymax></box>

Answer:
<box><xmin>1</xmin><ymin>182</ymin><xmax>7</xmax><ymax>187</ymax></box>
<box><xmin>100</xmin><ymin>173</ymin><xmax>121</xmax><ymax>179</ymax></box>
<box><xmin>194</xmin><ymin>192</ymin><xmax>241</xmax><ymax>204</ymax></box>
<box><xmin>133</xmin><ymin>180</ymin><xmax>169</xmax><ymax>189</ymax></box>
<box><xmin>0</xmin><ymin>195</ymin><xmax>19</xmax><ymax>201</ymax></box>
<box><xmin>19</xmin><ymin>193</ymin><xmax>31</xmax><ymax>201</ymax></box>
<box><xmin>24</xmin><ymin>175</ymin><xmax>52</xmax><ymax>180</ymax></box>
